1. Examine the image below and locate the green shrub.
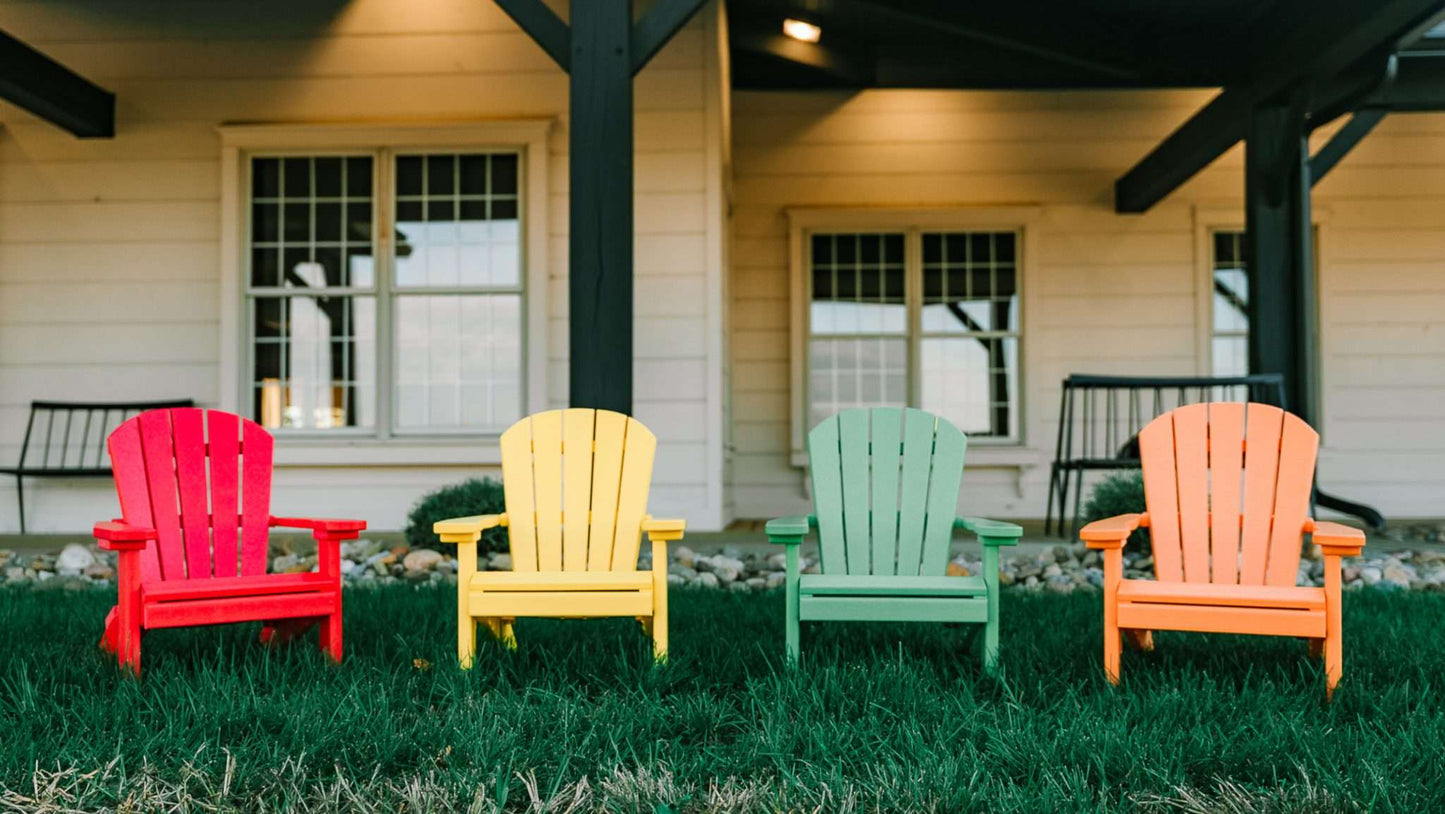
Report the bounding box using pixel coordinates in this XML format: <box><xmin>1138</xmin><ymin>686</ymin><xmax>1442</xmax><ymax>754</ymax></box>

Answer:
<box><xmin>1081</xmin><ymin>471</ymin><xmax>1149</xmax><ymax>547</ymax></box>
<box><xmin>405</xmin><ymin>478</ymin><xmax>509</xmax><ymax>554</ymax></box>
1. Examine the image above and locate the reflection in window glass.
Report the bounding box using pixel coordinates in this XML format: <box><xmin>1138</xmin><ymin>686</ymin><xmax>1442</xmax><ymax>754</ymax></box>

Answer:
<box><xmin>392</xmin><ymin>152</ymin><xmax>523</xmax><ymax>431</ymax></box>
<box><xmin>1212</xmin><ymin>231</ymin><xmax>1249</xmax><ymax>378</ymax></box>
<box><xmin>808</xmin><ymin>233</ymin><xmax>907</xmax><ymax>427</ymax></box>
<box><xmin>920</xmin><ymin>232</ymin><xmax>1019</xmax><ymax>438</ymax></box>
<box><xmin>249</xmin><ymin>155</ymin><xmax>376</xmax><ymax>430</ymax></box>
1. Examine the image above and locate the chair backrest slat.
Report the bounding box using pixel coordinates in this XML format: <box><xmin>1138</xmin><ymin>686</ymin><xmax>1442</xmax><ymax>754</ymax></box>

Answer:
<box><xmin>1267</xmin><ymin>415</ymin><xmax>1319</xmax><ymax>585</ymax></box>
<box><xmin>172</xmin><ymin>408</ymin><xmax>213</xmax><ymax>579</ymax></box>
<box><xmin>529</xmin><ymin>411</ymin><xmax>564</xmax><ymax>571</ymax></box>
<box><xmin>809</xmin><ymin>416</ymin><xmax>847</xmax><ymax>574</ymax></box>
<box><xmin>239</xmin><ymin>420</ymin><xmax>273</xmax><ymax>577</ymax></box>
<box><xmin>920</xmin><ymin>417</ymin><xmax>966</xmax><ymax>576</ymax></box>
<box><xmin>499</xmin><ymin>421</ymin><xmax>539</xmax><ymax>571</ymax></box>
<box><xmin>1173</xmin><ymin>404</ymin><xmax>1211</xmax><ymax>583</ymax></box>
<box><xmin>108</xmin><ymin>420</ymin><xmax>164</xmax><ymax>583</ymax></box>
<box><xmin>1139</xmin><ymin>415</ymin><xmax>1184</xmax><ymax>582</ymax></box>
<box><xmin>137</xmin><ymin>411</ymin><xmax>187</xmax><ymax>580</ymax></box>
<box><xmin>894</xmin><ymin>409</ymin><xmax>934</xmax><ymax>578</ymax></box>
<box><xmin>208</xmin><ymin>411</ymin><xmax>241</xmax><ymax>578</ymax></box>
<box><xmin>610</xmin><ymin>415</ymin><xmax>656</xmax><ymax>571</ymax></box>
<box><xmin>1140</xmin><ymin>402</ymin><xmax>1317</xmax><ymax>588</ymax></box>
<box><xmin>498</xmin><ymin>409</ymin><xmax>658</xmax><ymax>573</ymax></box>
<box><xmin>868</xmin><ymin>408</ymin><xmax>903</xmax><ymax>576</ymax></box>
<box><xmin>1208</xmin><ymin>402</ymin><xmax>1246</xmax><ymax>584</ymax></box>
<box><xmin>838</xmin><ymin>410</ymin><xmax>872</xmax><ymax>574</ymax></box>
<box><xmin>562</xmin><ymin>408</ymin><xmax>595</xmax><ymax>571</ymax></box>
<box><xmin>107</xmin><ymin>408</ymin><xmax>274</xmax><ymax>584</ymax></box>
<box><xmin>807</xmin><ymin>408</ymin><xmax>967</xmax><ymax>578</ymax></box>
<box><xmin>587</xmin><ymin>410</ymin><xmax>627</xmax><ymax>571</ymax></box>
<box><xmin>1239</xmin><ymin>403</ymin><xmax>1285</xmax><ymax>584</ymax></box>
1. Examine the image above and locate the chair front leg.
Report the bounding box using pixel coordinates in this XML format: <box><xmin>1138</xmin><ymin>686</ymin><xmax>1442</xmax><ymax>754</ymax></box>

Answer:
<box><xmin>651</xmin><ymin>538</ymin><xmax>669</xmax><ymax>664</ymax></box>
<box><xmin>115</xmin><ymin>549</ymin><xmax>142</xmax><ymax>676</ymax></box>
<box><xmin>785</xmin><ymin>544</ymin><xmax>801</xmax><ymax>663</ymax></box>
<box><xmin>315</xmin><ymin>529</ymin><xmax>352</xmax><ymax>663</ymax></box>
<box><xmin>456</xmin><ymin>537</ymin><xmax>478</xmax><ymax>669</ymax></box>
<box><xmin>981</xmin><ymin>544</ymin><xmax>1001</xmax><ymax>676</ymax></box>
<box><xmin>1102</xmin><ymin>547</ymin><xmax>1122</xmax><ymax>684</ymax></box>
<box><xmin>1324</xmin><ymin>552</ymin><xmax>1343</xmax><ymax>699</ymax></box>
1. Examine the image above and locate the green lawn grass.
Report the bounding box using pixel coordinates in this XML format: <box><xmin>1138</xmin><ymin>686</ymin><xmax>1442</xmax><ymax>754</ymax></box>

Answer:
<box><xmin>3</xmin><ymin>584</ymin><xmax>1444</xmax><ymax>812</ymax></box>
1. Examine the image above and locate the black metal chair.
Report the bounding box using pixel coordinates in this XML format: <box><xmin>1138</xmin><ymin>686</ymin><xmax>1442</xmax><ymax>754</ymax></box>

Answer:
<box><xmin>1</xmin><ymin>399</ymin><xmax>193</xmax><ymax>534</ymax></box>
<box><xmin>1045</xmin><ymin>374</ymin><xmax>1287</xmax><ymax>539</ymax></box>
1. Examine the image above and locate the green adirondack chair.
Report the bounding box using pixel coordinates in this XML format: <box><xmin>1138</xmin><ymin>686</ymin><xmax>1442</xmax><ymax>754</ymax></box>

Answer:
<box><xmin>767</xmin><ymin>407</ymin><xmax>1022</xmax><ymax>672</ymax></box>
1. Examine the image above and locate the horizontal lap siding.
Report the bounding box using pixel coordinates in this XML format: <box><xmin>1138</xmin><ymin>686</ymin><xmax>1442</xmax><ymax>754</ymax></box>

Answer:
<box><xmin>0</xmin><ymin>0</ymin><xmax>725</xmax><ymax>531</ymax></box>
<box><xmin>730</xmin><ymin>88</ymin><xmax>1445</xmax><ymax>521</ymax></box>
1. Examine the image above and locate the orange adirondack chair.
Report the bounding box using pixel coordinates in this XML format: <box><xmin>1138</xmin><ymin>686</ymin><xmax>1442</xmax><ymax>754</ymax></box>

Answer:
<box><xmin>94</xmin><ymin>408</ymin><xmax>366</xmax><ymax>675</ymax></box>
<box><xmin>1082</xmin><ymin>403</ymin><xmax>1365</xmax><ymax>698</ymax></box>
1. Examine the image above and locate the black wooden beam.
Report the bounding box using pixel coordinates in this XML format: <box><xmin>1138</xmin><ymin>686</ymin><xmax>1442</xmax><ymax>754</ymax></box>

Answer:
<box><xmin>1310</xmin><ymin>108</ymin><xmax>1387</xmax><ymax>183</ymax></box>
<box><xmin>1115</xmin><ymin>91</ymin><xmax>1252</xmax><ymax>214</ymax></box>
<box><xmin>1115</xmin><ymin>0</ymin><xmax>1445</xmax><ymax>213</ymax></box>
<box><xmin>0</xmin><ymin>29</ymin><xmax>113</xmax><ymax>138</ymax></box>
<box><xmin>631</xmin><ymin>0</ymin><xmax>708</xmax><ymax>74</ymax></box>
<box><xmin>569</xmin><ymin>0</ymin><xmax>635</xmax><ymax>414</ymax></box>
<box><xmin>1245</xmin><ymin>96</ymin><xmax>1315</xmax><ymax>424</ymax></box>
<box><xmin>494</xmin><ymin>0</ymin><xmax>570</xmax><ymax>71</ymax></box>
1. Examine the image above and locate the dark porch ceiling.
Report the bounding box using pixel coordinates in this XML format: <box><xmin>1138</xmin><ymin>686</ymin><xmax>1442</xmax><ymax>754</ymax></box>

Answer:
<box><xmin>728</xmin><ymin>0</ymin><xmax>1440</xmax><ymax>90</ymax></box>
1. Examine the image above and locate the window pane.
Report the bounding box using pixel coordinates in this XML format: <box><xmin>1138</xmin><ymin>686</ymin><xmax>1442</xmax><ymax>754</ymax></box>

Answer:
<box><xmin>393</xmin><ymin>294</ymin><xmax>522</xmax><ymax>432</ymax></box>
<box><xmin>252</xmin><ymin>294</ymin><xmax>376</xmax><ymax>430</ymax></box>
<box><xmin>249</xmin><ymin>155</ymin><xmax>374</xmax><ymax>288</ymax></box>
<box><xmin>395</xmin><ymin>151</ymin><xmax>522</xmax><ymax>289</ymax></box>
<box><xmin>808</xmin><ymin>233</ymin><xmax>906</xmax><ymax>336</ymax></box>
<box><xmin>920</xmin><ymin>336</ymin><xmax>1018</xmax><ymax>439</ymax></box>
<box><xmin>807</xmin><ymin>337</ymin><xmax>906</xmax><ymax>428</ymax></box>
<box><xmin>1211</xmin><ymin>230</ymin><xmax>1250</xmax><ymax>377</ymax></box>
<box><xmin>921</xmin><ymin>231</ymin><xmax>1018</xmax><ymax>333</ymax></box>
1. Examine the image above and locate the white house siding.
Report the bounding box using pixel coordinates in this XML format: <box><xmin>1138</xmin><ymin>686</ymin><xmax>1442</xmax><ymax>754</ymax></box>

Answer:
<box><xmin>0</xmin><ymin>0</ymin><xmax>730</xmax><ymax>533</ymax></box>
<box><xmin>729</xmin><ymin>88</ymin><xmax>1445</xmax><ymax>521</ymax></box>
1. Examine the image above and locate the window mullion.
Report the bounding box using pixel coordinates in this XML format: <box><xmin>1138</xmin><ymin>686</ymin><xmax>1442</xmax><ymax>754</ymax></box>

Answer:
<box><xmin>375</xmin><ymin>148</ymin><xmax>394</xmax><ymax>441</ymax></box>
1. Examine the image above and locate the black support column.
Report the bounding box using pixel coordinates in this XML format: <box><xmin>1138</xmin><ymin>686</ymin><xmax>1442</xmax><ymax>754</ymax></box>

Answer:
<box><xmin>1245</xmin><ymin>97</ymin><xmax>1317</xmax><ymax>424</ymax></box>
<box><xmin>569</xmin><ymin>0</ymin><xmax>634</xmax><ymax>414</ymax></box>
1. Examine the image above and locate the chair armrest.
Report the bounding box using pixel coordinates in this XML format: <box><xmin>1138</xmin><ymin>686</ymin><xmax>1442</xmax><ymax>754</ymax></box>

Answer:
<box><xmin>1308</xmin><ymin>519</ymin><xmax>1366</xmax><ymax>557</ymax></box>
<box><xmin>433</xmin><ymin>513</ymin><xmax>507</xmax><ymax>543</ymax></box>
<box><xmin>642</xmin><ymin>516</ymin><xmax>686</xmax><ymax>542</ymax></box>
<box><xmin>766</xmin><ymin>515</ymin><xmax>813</xmax><ymax>545</ymax></box>
<box><xmin>955</xmin><ymin>516</ymin><xmax>1023</xmax><ymax>546</ymax></box>
<box><xmin>94</xmin><ymin>520</ymin><xmax>157</xmax><ymax>551</ymax></box>
<box><xmin>1081</xmin><ymin>513</ymin><xmax>1148</xmax><ymax>550</ymax></box>
<box><xmin>270</xmin><ymin>516</ymin><xmax>367</xmax><ymax>535</ymax></box>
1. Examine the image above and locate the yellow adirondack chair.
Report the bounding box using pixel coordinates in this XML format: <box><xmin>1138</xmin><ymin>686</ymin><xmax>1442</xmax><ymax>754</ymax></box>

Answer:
<box><xmin>434</xmin><ymin>408</ymin><xmax>684</xmax><ymax>666</ymax></box>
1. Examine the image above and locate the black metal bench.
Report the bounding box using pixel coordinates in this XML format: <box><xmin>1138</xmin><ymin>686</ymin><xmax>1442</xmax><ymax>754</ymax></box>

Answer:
<box><xmin>1044</xmin><ymin>374</ymin><xmax>1288</xmax><ymax>539</ymax></box>
<box><xmin>1</xmin><ymin>399</ymin><xmax>194</xmax><ymax>534</ymax></box>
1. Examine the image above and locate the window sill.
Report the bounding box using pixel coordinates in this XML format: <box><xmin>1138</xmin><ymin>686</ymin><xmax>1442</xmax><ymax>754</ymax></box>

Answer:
<box><xmin>272</xmin><ymin>438</ymin><xmax>501</xmax><ymax>467</ymax></box>
<box><xmin>790</xmin><ymin>446</ymin><xmax>1043</xmax><ymax>470</ymax></box>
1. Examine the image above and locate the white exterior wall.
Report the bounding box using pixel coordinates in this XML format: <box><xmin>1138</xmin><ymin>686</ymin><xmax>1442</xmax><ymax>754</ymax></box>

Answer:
<box><xmin>0</xmin><ymin>0</ymin><xmax>730</xmax><ymax>533</ymax></box>
<box><xmin>730</xmin><ymin>89</ymin><xmax>1445</xmax><ymax>521</ymax></box>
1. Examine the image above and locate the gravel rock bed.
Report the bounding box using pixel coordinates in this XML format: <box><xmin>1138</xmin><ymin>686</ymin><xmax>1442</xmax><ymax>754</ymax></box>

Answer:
<box><xmin>4</xmin><ymin>527</ymin><xmax>1445</xmax><ymax>594</ymax></box>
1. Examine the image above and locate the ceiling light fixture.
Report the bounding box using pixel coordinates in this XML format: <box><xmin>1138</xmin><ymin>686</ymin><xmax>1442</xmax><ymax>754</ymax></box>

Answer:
<box><xmin>782</xmin><ymin>18</ymin><xmax>821</xmax><ymax>44</ymax></box>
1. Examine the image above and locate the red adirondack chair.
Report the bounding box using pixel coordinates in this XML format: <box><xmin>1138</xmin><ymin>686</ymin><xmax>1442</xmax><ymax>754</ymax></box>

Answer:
<box><xmin>93</xmin><ymin>408</ymin><xmax>365</xmax><ymax>674</ymax></box>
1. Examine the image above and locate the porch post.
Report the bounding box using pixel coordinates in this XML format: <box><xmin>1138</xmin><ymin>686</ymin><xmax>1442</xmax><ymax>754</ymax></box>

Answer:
<box><xmin>1244</xmin><ymin>96</ymin><xmax>1316</xmax><ymax>423</ymax></box>
<box><xmin>569</xmin><ymin>0</ymin><xmax>634</xmax><ymax>414</ymax></box>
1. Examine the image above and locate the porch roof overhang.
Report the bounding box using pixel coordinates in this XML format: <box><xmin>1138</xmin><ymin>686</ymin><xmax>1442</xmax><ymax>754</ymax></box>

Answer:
<box><xmin>726</xmin><ymin>0</ymin><xmax>1445</xmax><ymax>213</ymax></box>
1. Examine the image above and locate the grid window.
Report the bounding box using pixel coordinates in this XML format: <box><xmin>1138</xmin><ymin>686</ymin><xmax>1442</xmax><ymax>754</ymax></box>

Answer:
<box><xmin>806</xmin><ymin>229</ymin><xmax>1022</xmax><ymax>440</ymax></box>
<box><xmin>246</xmin><ymin>149</ymin><xmax>525</xmax><ymax>436</ymax></box>
<box><xmin>1212</xmin><ymin>231</ymin><xmax>1249</xmax><ymax>378</ymax></box>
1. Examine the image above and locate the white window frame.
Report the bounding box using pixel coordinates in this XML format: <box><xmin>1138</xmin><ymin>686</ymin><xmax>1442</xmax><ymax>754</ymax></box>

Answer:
<box><xmin>786</xmin><ymin>207</ymin><xmax>1040</xmax><ymax>467</ymax></box>
<box><xmin>219</xmin><ymin>121</ymin><xmax>552</xmax><ymax>465</ymax></box>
